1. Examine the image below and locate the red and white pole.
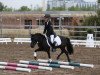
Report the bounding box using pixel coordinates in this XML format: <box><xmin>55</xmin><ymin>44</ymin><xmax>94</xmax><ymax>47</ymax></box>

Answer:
<box><xmin>0</xmin><ymin>61</ymin><xmax>52</xmax><ymax>71</ymax></box>
<box><xmin>0</xmin><ymin>65</ymin><xmax>31</xmax><ymax>72</ymax></box>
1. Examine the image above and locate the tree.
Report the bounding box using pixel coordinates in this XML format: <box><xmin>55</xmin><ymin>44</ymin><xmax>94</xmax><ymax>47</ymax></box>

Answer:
<box><xmin>97</xmin><ymin>0</ymin><xmax>100</xmax><ymax>36</ymax></box>
<box><xmin>0</xmin><ymin>2</ymin><xmax>4</xmax><ymax>11</ymax></box>
<box><xmin>97</xmin><ymin>1</ymin><xmax>100</xmax><ymax>16</ymax></box>
<box><xmin>18</xmin><ymin>6</ymin><xmax>31</xmax><ymax>11</ymax></box>
<box><xmin>97</xmin><ymin>0</ymin><xmax>100</xmax><ymax>16</ymax></box>
<box><xmin>82</xmin><ymin>15</ymin><xmax>98</xmax><ymax>26</ymax></box>
<box><xmin>96</xmin><ymin>0</ymin><xmax>100</xmax><ymax>26</ymax></box>
<box><xmin>98</xmin><ymin>0</ymin><xmax>100</xmax><ymax>2</ymax></box>
<box><xmin>3</xmin><ymin>5</ymin><xmax>13</xmax><ymax>11</ymax></box>
<box><xmin>82</xmin><ymin>0</ymin><xmax>100</xmax><ymax>37</ymax></box>
<box><xmin>68</xmin><ymin>6</ymin><xmax>80</xmax><ymax>11</ymax></box>
<box><xmin>33</xmin><ymin>7</ymin><xmax>42</xmax><ymax>11</ymax></box>
<box><xmin>50</xmin><ymin>7</ymin><xmax>66</xmax><ymax>11</ymax></box>
<box><xmin>0</xmin><ymin>2</ymin><xmax>13</xmax><ymax>12</ymax></box>
<box><xmin>68</xmin><ymin>5</ymin><xmax>95</xmax><ymax>11</ymax></box>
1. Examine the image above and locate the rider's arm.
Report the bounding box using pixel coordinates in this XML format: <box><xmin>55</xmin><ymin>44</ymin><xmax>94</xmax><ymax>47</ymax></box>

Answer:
<box><xmin>43</xmin><ymin>25</ymin><xmax>46</xmax><ymax>34</ymax></box>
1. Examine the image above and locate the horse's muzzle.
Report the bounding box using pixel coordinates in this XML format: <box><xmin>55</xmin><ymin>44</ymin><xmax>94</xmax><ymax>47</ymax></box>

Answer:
<box><xmin>30</xmin><ymin>43</ymin><xmax>35</xmax><ymax>48</ymax></box>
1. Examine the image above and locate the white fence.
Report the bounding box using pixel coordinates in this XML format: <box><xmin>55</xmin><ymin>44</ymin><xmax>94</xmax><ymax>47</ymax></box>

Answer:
<box><xmin>71</xmin><ymin>39</ymin><xmax>100</xmax><ymax>48</ymax></box>
<box><xmin>0</xmin><ymin>25</ymin><xmax>100</xmax><ymax>48</ymax></box>
<box><xmin>13</xmin><ymin>38</ymin><xmax>31</xmax><ymax>44</ymax></box>
<box><xmin>0</xmin><ymin>38</ymin><xmax>100</xmax><ymax>48</ymax></box>
<box><xmin>0</xmin><ymin>38</ymin><xmax>12</xmax><ymax>44</ymax></box>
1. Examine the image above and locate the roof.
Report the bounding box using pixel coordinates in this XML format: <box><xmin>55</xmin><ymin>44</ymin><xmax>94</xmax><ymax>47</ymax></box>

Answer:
<box><xmin>0</xmin><ymin>11</ymin><xmax>97</xmax><ymax>17</ymax></box>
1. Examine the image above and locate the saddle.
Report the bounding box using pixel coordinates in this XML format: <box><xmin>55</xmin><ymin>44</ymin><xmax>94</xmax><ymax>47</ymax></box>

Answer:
<box><xmin>44</xmin><ymin>34</ymin><xmax>61</xmax><ymax>47</ymax></box>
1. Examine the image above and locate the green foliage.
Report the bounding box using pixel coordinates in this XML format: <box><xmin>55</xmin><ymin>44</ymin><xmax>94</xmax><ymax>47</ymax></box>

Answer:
<box><xmin>48</xmin><ymin>7</ymin><xmax>66</xmax><ymax>11</ymax></box>
<box><xmin>3</xmin><ymin>6</ymin><xmax>13</xmax><ymax>11</ymax></box>
<box><xmin>68</xmin><ymin>5</ymin><xmax>96</xmax><ymax>11</ymax></box>
<box><xmin>97</xmin><ymin>2</ymin><xmax>100</xmax><ymax>16</ymax></box>
<box><xmin>82</xmin><ymin>0</ymin><xmax>100</xmax><ymax>36</ymax></box>
<box><xmin>97</xmin><ymin>9</ymin><xmax>100</xmax><ymax>16</ymax></box>
<box><xmin>0</xmin><ymin>2</ymin><xmax>14</xmax><ymax>12</ymax></box>
<box><xmin>98</xmin><ymin>0</ymin><xmax>100</xmax><ymax>3</ymax></box>
<box><xmin>18</xmin><ymin>6</ymin><xmax>31</xmax><ymax>11</ymax></box>
<box><xmin>96</xmin><ymin>0</ymin><xmax>100</xmax><ymax>25</ymax></box>
<box><xmin>82</xmin><ymin>16</ymin><xmax>98</xmax><ymax>26</ymax></box>
<box><xmin>87</xmin><ymin>28</ymin><xmax>94</xmax><ymax>34</ymax></box>
<box><xmin>34</xmin><ymin>7</ymin><xmax>42</xmax><ymax>11</ymax></box>
<box><xmin>68</xmin><ymin>6</ymin><xmax>80</xmax><ymax>11</ymax></box>
<box><xmin>0</xmin><ymin>2</ymin><xmax>4</xmax><ymax>11</ymax></box>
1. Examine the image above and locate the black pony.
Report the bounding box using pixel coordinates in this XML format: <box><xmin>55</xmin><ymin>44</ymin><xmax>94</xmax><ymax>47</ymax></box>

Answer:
<box><xmin>30</xmin><ymin>33</ymin><xmax>73</xmax><ymax>62</ymax></box>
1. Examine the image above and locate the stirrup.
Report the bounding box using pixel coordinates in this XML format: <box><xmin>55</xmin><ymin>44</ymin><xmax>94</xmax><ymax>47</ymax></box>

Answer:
<box><xmin>52</xmin><ymin>48</ymin><xmax>56</xmax><ymax>52</ymax></box>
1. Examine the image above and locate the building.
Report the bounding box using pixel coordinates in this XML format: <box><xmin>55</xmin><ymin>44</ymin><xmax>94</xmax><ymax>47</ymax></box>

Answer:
<box><xmin>77</xmin><ymin>2</ymin><xmax>97</xmax><ymax>8</ymax></box>
<box><xmin>47</xmin><ymin>0</ymin><xmax>97</xmax><ymax>10</ymax></box>
<box><xmin>47</xmin><ymin>0</ymin><xmax>66</xmax><ymax>10</ymax></box>
<box><xmin>0</xmin><ymin>11</ymin><xmax>96</xmax><ymax>29</ymax></box>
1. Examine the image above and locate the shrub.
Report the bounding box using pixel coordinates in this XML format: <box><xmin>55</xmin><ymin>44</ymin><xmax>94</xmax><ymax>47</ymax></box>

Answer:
<box><xmin>87</xmin><ymin>28</ymin><xmax>94</xmax><ymax>34</ymax></box>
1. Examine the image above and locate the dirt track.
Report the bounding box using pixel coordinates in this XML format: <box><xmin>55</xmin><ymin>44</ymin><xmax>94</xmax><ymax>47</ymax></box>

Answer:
<box><xmin>0</xmin><ymin>43</ymin><xmax>100</xmax><ymax>75</ymax></box>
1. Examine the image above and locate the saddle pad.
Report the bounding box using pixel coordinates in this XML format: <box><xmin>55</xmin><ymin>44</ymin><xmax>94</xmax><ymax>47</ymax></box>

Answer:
<box><xmin>44</xmin><ymin>34</ymin><xmax>51</xmax><ymax>47</ymax></box>
<box><xmin>50</xmin><ymin>35</ymin><xmax>61</xmax><ymax>46</ymax></box>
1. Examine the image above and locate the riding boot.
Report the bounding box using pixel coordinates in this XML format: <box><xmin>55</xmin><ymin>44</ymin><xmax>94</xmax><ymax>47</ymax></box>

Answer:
<box><xmin>52</xmin><ymin>41</ymin><xmax>56</xmax><ymax>52</ymax></box>
<box><xmin>52</xmin><ymin>47</ymin><xmax>56</xmax><ymax>52</ymax></box>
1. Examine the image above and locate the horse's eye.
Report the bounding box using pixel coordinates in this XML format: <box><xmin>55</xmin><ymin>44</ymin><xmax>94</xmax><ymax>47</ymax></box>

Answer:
<box><xmin>34</xmin><ymin>39</ymin><xmax>37</xmax><ymax>41</ymax></box>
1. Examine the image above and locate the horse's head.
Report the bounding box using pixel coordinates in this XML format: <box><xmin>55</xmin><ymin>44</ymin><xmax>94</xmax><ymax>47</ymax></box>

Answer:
<box><xmin>30</xmin><ymin>33</ymin><xmax>44</xmax><ymax>48</ymax></box>
<box><xmin>30</xmin><ymin>34</ymin><xmax>38</xmax><ymax>48</ymax></box>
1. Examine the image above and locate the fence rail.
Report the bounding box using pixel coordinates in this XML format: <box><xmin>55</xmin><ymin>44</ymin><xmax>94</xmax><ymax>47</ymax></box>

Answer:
<box><xmin>59</xmin><ymin>26</ymin><xmax>100</xmax><ymax>28</ymax></box>
<box><xmin>0</xmin><ymin>25</ymin><xmax>100</xmax><ymax>40</ymax></box>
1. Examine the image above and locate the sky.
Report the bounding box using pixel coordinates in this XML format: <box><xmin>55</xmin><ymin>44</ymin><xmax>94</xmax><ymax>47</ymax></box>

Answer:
<box><xmin>84</xmin><ymin>0</ymin><xmax>97</xmax><ymax>2</ymax></box>
<box><xmin>0</xmin><ymin>0</ymin><xmax>97</xmax><ymax>9</ymax></box>
<box><xmin>0</xmin><ymin>0</ymin><xmax>43</xmax><ymax>9</ymax></box>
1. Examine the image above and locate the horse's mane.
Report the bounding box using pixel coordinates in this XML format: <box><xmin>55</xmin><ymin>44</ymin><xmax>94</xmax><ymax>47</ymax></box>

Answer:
<box><xmin>31</xmin><ymin>33</ymin><xmax>45</xmax><ymax>38</ymax></box>
<box><xmin>35</xmin><ymin>33</ymin><xmax>44</xmax><ymax>36</ymax></box>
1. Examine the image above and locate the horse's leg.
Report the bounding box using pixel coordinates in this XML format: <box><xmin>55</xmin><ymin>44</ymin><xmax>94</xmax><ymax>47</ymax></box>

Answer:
<box><xmin>60</xmin><ymin>47</ymin><xmax>71</xmax><ymax>62</ymax></box>
<box><xmin>33</xmin><ymin>48</ymin><xmax>41</xmax><ymax>60</ymax></box>
<box><xmin>57</xmin><ymin>51</ymin><xmax>63</xmax><ymax>60</ymax></box>
<box><xmin>64</xmin><ymin>49</ymin><xmax>71</xmax><ymax>62</ymax></box>
<box><xmin>47</xmin><ymin>50</ymin><xmax>51</xmax><ymax>61</ymax></box>
<box><xmin>65</xmin><ymin>52</ymin><xmax>70</xmax><ymax>62</ymax></box>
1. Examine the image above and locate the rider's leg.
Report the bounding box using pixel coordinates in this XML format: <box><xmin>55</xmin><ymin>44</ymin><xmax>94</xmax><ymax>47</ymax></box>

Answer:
<box><xmin>52</xmin><ymin>33</ymin><xmax>57</xmax><ymax>52</ymax></box>
<box><xmin>53</xmin><ymin>32</ymin><xmax>57</xmax><ymax>46</ymax></box>
<box><xmin>46</xmin><ymin>35</ymin><xmax>55</xmax><ymax>52</ymax></box>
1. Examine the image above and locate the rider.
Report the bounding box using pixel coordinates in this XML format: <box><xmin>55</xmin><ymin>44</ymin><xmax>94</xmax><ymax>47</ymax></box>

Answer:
<box><xmin>43</xmin><ymin>14</ymin><xmax>56</xmax><ymax>52</ymax></box>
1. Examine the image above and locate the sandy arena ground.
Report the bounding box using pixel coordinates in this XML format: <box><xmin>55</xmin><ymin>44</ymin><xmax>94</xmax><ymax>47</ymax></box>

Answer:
<box><xmin>0</xmin><ymin>43</ymin><xmax>100</xmax><ymax>75</ymax></box>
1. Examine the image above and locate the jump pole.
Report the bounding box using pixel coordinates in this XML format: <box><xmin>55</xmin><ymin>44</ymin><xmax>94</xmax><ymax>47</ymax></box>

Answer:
<box><xmin>0</xmin><ymin>61</ymin><xmax>52</xmax><ymax>71</ymax></box>
<box><xmin>37</xmin><ymin>59</ymin><xmax>94</xmax><ymax>68</ymax></box>
<box><xmin>19</xmin><ymin>60</ymin><xmax>74</xmax><ymax>69</ymax></box>
<box><xmin>0</xmin><ymin>65</ymin><xmax>31</xmax><ymax>72</ymax></box>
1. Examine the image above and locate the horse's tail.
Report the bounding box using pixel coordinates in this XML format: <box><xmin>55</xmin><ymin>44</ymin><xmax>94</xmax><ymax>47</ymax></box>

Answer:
<box><xmin>66</xmin><ymin>38</ymin><xmax>73</xmax><ymax>55</ymax></box>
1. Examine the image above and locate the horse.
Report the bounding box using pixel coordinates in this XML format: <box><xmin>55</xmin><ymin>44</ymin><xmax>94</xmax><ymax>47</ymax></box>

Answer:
<box><xmin>30</xmin><ymin>33</ymin><xmax>73</xmax><ymax>62</ymax></box>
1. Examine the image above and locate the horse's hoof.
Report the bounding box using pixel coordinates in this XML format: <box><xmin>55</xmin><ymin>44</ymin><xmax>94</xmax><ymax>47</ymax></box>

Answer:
<box><xmin>49</xmin><ymin>59</ymin><xmax>52</xmax><ymax>62</ymax></box>
<box><xmin>34</xmin><ymin>57</ymin><xmax>37</xmax><ymax>60</ymax></box>
<box><xmin>57</xmin><ymin>57</ymin><xmax>60</xmax><ymax>60</ymax></box>
<box><xmin>68</xmin><ymin>60</ymin><xmax>71</xmax><ymax>62</ymax></box>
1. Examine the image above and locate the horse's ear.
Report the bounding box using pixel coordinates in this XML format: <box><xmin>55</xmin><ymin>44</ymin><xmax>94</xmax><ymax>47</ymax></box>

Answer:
<box><xmin>30</xmin><ymin>34</ymin><xmax>32</xmax><ymax>36</ymax></box>
<box><xmin>31</xmin><ymin>34</ymin><xmax>32</xmax><ymax>36</ymax></box>
<box><xmin>30</xmin><ymin>34</ymin><xmax>34</xmax><ymax>37</ymax></box>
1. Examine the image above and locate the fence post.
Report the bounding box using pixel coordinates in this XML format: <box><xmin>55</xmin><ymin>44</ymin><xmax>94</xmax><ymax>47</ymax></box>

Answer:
<box><xmin>0</xmin><ymin>12</ymin><xmax>3</xmax><ymax>38</ymax></box>
<box><xmin>59</xmin><ymin>16</ymin><xmax>62</xmax><ymax>35</ymax></box>
<box><xmin>94</xmin><ymin>21</ymin><xmax>97</xmax><ymax>40</ymax></box>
